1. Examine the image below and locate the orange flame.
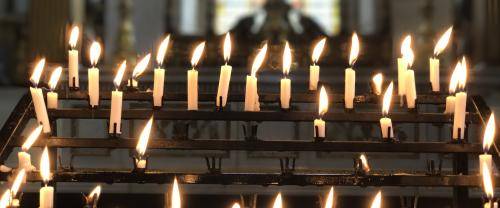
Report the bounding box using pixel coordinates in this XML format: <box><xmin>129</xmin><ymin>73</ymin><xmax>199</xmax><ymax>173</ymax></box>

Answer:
<box><xmin>324</xmin><ymin>187</ymin><xmax>334</xmax><ymax>208</ymax></box>
<box><xmin>372</xmin><ymin>73</ymin><xmax>383</xmax><ymax>95</ymax></box>
<box><xmin>349</xmin><ymin>33</ymin><xmax>360</xmax><ymax>66</ymax></box>
<box><xmin>251</xmin><ymin>44</ymin><xmax>268</xmax><ymax>77</ymax></box>
<box><xmin>382</xmin><ymin>82</ymin><xmax>394</xmax><ymax>115</ymax></box>
<box><xmin>88</xmin><ymin>185</ymin><xmax>101</xmax><ymax>203</ymax></box>
<box><xmin>10</xmin><ymin>169</ymin><xmax>25</xmax><ymax>197</ymax></box>
<box><xmin>318</xmin><ymin>86</ymin><xmax>329</xmax><ymax>116</ymax></box>
<box><xmin>132</xmin><ymin>54</ymin><xmax>151</xmax><ymax>79</ymax></box>
<box><xmin>156</xmin><ymin>35</ymin><xmax>170</xmax><ymax>66</ymax></box>
<box><xmin>172</xmin><ymin>177</ymin><xmax>181</xmax><ymax>208</ymax></box>
<box><xmin>232</xmin><ymin>203</ymin><xmax>241</xmax><ymax>208</ymax></box>
<box><xmin>401</xmin><ymin>36</ymin><xmax>414</xmax><ymax>68</ymax></box>
<box><xmin>113</xmin><ymin>61</ymin><xmax>127</xmax><ymax>89</ymax></box>
<box><xmin>312</xmin><ymin>38</ymin><xmax>326</xmax><ymax>64</ymax></box>
<box><xmin>434</xmin><ymin>27</ymin><xmax>453</xmax><ymax>56</ymax></box>
<box><xmin>273</xmin><ymin>193</ymin><xmax>282</xmax><ymax>208</ymax></box>
<box><xmin>370</xmin><ymin>191</ymin><xmax>382</xmax><ymax>208</ymax></box>
<box><xmin>449</xmin><ymin>61</ymin><xmax>461</xmax><ymax>94</ymax></box>
<box><xmin>482</xmin><ymin>163</ymin><xmax>494</xmax><ymax>200</ymax></box>
<box><xmin>360</xmin><ymin>154</ymin><xmax>370</xmax><ymax>173</ymax></box>
<box><xmin>283</xmin><ymin>41</ymin><xmax>292</xmax><ymax>76</ymax></box>
<box><xmin>89</xmin><ymin>41</ymin><xmax>101</xmax><ymax>66</ymax></box>
<box><xmin>458</xmin><ymin>57</ymin><xmax>467</xmax><ymax>90</ymax></box>
<box><xmin>40</xmin><ymin>146</ymin><xmax>51</xmax><ymax>183</ymax></box>
<box><xmin>0</xmin><ymin>190</ymin><xmax>11</xmax><ymax>208</ymax></box>
<box><xmin>483</xmin><ymin>113</ymin><xmax>496</xmax><ymax>152</ymax></box>
<box><xmin>48</xmin><ymin>66</ymin><xmax>62</xmax><ymax>91</ymax></box>
<box><xmin>223</xmin><ymin>33</ymin><xmax>231</xmax><ymax>62</ymax></box>
<box><xmin>191</xmin><ymin>42</ymin><xmax>206</xmax><ymax>68</ymax></box>
<box><xmin>69</xmin><ymin>26</ymin><xmax>80</xmax><ymax>49</ymax></box>
<box><xmin>136</xmin><ymin>117</ymin><xmax>153</xmax><ymax>156</ymax></box>
<box><xmin>30</xmin><ymin>59</ymin><xmax>46</xmax><ymax>86</ymax></box>
<box><xmin>22</xmin><ymin>124</ymin><xmax>43</xmax><ymax>151</ymax></box>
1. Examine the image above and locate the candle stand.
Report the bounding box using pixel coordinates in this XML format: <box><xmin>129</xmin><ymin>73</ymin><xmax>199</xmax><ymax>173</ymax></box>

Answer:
<box><xmin>0</xmin><ymin>86</ymin><xmax>496</xmax><ymax>208</ymax></box>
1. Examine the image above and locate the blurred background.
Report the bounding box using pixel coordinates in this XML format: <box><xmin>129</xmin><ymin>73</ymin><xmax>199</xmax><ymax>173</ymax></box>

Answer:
<box><xmin>0</xmin><ymin>0</ymin><xmax>499</xmax><ymax>207</ymax></box>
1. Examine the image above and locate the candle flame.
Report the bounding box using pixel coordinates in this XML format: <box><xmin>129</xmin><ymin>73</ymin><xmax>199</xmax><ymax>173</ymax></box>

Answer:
<box><xmin>48</xmin><ymin>66</ymin><xmax>62</xmax><ymax>91</ymax></box>
<box><xmin>273</xmin><ymin>193</ymin><xmax>282</xmax><ymax>208</ymax></box>
<box><xmin>318</xmin><ymin>86</ymin><xmax>329</xmax><ymax>116</ymax></box>
<box><xmin>283</xmin><ymin>41</ymin><xmax>292</xmax><ymax>76</ymax></box>
<box><xmin>482</xmin><ymin>163</ymin><xmax>494</xmax><ymax>200</ymax></box>
<box><xmin>40</xmin><ymin>146</ymin><xmax>51</xmax><ymax>183</ymax></box>
<box><xmin>349</xmin><ymin>33</ymin><xmax>360</xmax><ymax>66</ymax></box>
<box><xmin>449</xmin><ymin>61</ymin><xmax>461</xmax><ymax>94</ymax></box>
<box><xmin>401</xmin><ymin>35</ymin><xmax>414</xmax><ymax>67</ymax></box>
<box><xmin>30</xmin><ymin>59</ymin><xmax>46</xmax><ymax>86</ymax></box>
<box><xmin>483</xmin><ymin>113</ymin><xmax>496</xmax><ymax>152</ymax></box>
<box><xmin>132</xmin><ymin>54</ymin><xmax>151</xmax><ymax>79</ymax></box>
<box><xmin>11</xmin><ymin>169</ymin><xmax>25</xmax><ymax>197</ymax></box>
<box><xmin>69</xmin><ymin>26</ymin><xmax>79</xmax><ymax>49</ymax></box>
<box><xmin>88</xmin><ymin>185</ymin><xmax>101</xmax><ymax>203</ymax></box>
<box><xmin>232</xmin><ymin>203</ymin><xmax>241</xmax><ymax>208</ymax></box>
<box><xmin>434</xmin><ymin>27</ymin><xmax>453</xmax><ymax>56</ymax></box>
<box><xmin>324</xmin><ymin>187</ymin><xmax>334</xmax><ymax>208</ymax></box>
<box><xmin>22</xmin><ymin>124</ymin><xmax>43</xmax><ymax>151</ymax></box>
<box><xmin>370</xmin><ymin>191</ymin><xmax>382</xmax><ymax>208</ymax></box>
<box><xmin>251</xmin><ymin>44</ymin><xmax>268</xmax><ymax>77</ymax></box>
<box><xmin>312</xmin><ymin>38</ymin><xmax>326</xmax><ymax>64</ymax></box>
<box><xmin>89</xmin><ymin>41</ymin><xmax>101</xmax><ymax>66</ymax></box>
<box><xmin>360</xmin><ymin>154</ymin><xmax>370</xmax><ymax>173</ymax></box>
<box><xmin>382</xmin><ymin>82</ymin><xmax>394</xmax><ymax>115</ymax></box>
<box><xmin>156</xmin><ymin>35</ymin><xmax>170</xmax><ymax>66</ymax></box>
<box><xmin>136</xmin><ymin>116</ymin><xmax>153</xmax><ymax>156</ymax></box>
<box><xmin>113</xmin><ymin>60</ymin><xmax>127</xmax><ymax>89</ymax></box>
<box><xmin>172</xmin><ymin>177</ymin><xmax>181</xmax><ymax>208</ymax></box>
<box><xmin>372</xmin><ymin>73</ymin><xmax>383</xmax><ymax>95</ymax></box>
<box><xmin>191</xmin><ymin>42</ymin><xmax>206</xmax><ymax>68</ymax></box>
<box><xmin>458</xmin><ymin>56</ymin><xmax>467</xmax><ymax>90</ymax></box>
<box><xmin>223</xmin><ymin>33</ymin><xmax>231</xmax><ymax>62</ymax></box>
<box><xmin>0</xmin><ymin>190</ymin><xmax>11</xmax><ymax>208</ymax></box>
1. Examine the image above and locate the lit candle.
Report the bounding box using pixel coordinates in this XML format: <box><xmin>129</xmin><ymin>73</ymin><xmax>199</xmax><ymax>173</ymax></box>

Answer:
<box><xmin>397</xmin><ymin>36</ymin><xmax>411</xmax><ymax>98</ymax></box>
<box><xmin>232</xmin><ymin>203</ymin><xmax>241</xmax><ymax>208</ymax></box>
<box><xmin>244</xmin><ymin>44</ymin><xmax>267</xmax><ymax>112</ymax></box>
<box><xmin>444</xmin><ymin>61</ymin><xmax>461</xmax><ymax>114</ymax></box>
<box><xmin>453</xmin><ymin>57</ymin><xmax>467</xmax><ymax>140</ymax></box>
<box><xmin>129</xmin><ymin>54</ymin><xmax>151</xmax><ymax>88</ymax></box>
<box><xmin>485</xmin><ymin>202</ymin><xmax>499</xmax><ymax>208</ymax></box>
<box><xmin>88</xmin><ymin>41</ymin><xmax>101</xmax><ymax>108</ymax></box>
<box><xmin>216</xmin><ymin>33</ymin><xmax>232</xmax><ymax>108</ymax></box>
<box><xmin>68</xmin><ymin>25</ymin><xmax>80</xmax><ymax>89</ymax></box>
<box><xmin>371</xmin><ymin>73</ymin><xmax>383</xmax><ymax>95</ymax></box>
<box><xmin>187</xmin><ymin>42</ymin><xmax>205</xmax><ymax>111</ymax></box>
<box><xmin>380</xmin><ymin>82</ymin><xmax>394</xmax><ymax>140</ymax></box>
<box><xmin>109</xmin><ymin>61</ymin><xmax>126</xmax><ymax>135</ymax></box>
<box><xmin>153</xmin><ymin>35</ymin><xmax>170</xmax><ymax>107</ymax></box>
<box><xmin>314</xmin><ymin>86</ymin><xmax>329</xmax><ymax>139</ymax></box>
<box><xmin>280</xmin><ymin>42</ymin><xmax>292</xmax><ymax>109</ymax></box>
<box><xmin>324</xmin><ymin>187</ymin><xmax>334</xmax><ymax>208</ymax></box>
<box><xmin>480</xmin><ymin>113</ymin><xmax>496</xmax><ymax>175</ymax></box>
<box><xmin>370</xmin><ymin>191</ymin><xmax>382</xmax><ymax>208</ymax></box>
<box><xmin>18</xmin><ymin>124</ymin><xmax>42</xmax><ymax>172</ymax></box>
<box><xmin>345</xmin><ymin>33</ymin><xmax>359</xmax><ymax>110</ymax></box>
<box><xmin>309</xmin><ymin>38</ymin><xmax>326</xmax><ymax>91</ymax></box>
<box><xmin>47</xmin><ymin>67</ymin><xmax>62</xmax><ymax>109</ymax></box>
<box><xmin>430</xmin><ymin>27</ymin><xmax>453</xmax><ymax>92</ymax></box>
<box><xmin>39</xmin><ymin>146</ymin><xmax>53</xmax><ymax>208</ymax></box>
<box><xmin>402</xmin><ymin>36</ymin><xmax>417</xmax><ymax>109</ymax></box>
<box><xmin>482</xmin><ymin>164</ymin><xmax>495</xmax><ymax>206</ymax></box>
<box><xmin>135</xmin><ymin>117</ymin><xmax>153</xmax><ymax>169</ymax></box>
<box><xmin>85</xmin><ymin>185</ymin><xmax>101</xmax><ymax>207</ymax></box>
<box><xmin>360</xmin><ymin>154</ymin><xmax>371</xmax><ymax>173</ymax></box>
<box><xmin>10</xmin><ymin>168</ymin><xmax>26</xmax><ymax>204</ymax></box>
<box><xmin>171</xmin><ymin>177</ymin><xmax>181</xmax><ymax>208</ymax></box>
<box><xmin>0</xmin><ymin>190</ymin><xmax>11</xmax><ymax>208</ymax></box>
<box><xmin>29</xmin><ymin>59</ymin><xmax>51</xmax><ymax>133</ymax></box>
<box><xmin>273</xmin><ymin>193</ymin><xmax>282</xmax><ymax>208</ymax></box>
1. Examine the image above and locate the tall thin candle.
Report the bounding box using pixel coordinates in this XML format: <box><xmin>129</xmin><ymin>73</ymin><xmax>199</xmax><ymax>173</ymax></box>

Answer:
<box><xmin>187</xmin><ymin>42</ymin><xmax>205</xmax><ymax>110</ymax></box>
<box><xmin>153</xmin><ymin>35</ymin><xmax>170</xmax><ymax>107</ymax></box>
<box><xmin>402</xmin><ymin>36</ymin><xmax>417</xmax><ymax>109</ymax></box>
<box><xmin>309</xmin><ymin>38</ymin><xmax>326</xmax><ymax>91</ymax></box>
<box><xmin>244</xmin><ymin>44</ymin><xmax>267</xmax><ymax>111</ymax></box>
<box><xmin>29</xmin><ymin>59</ymin><xmax>51</xmax><ymax>133</ymax></box>
<box><xmin>39</xmin><ymin>147</ymin><xmax>53</xmax><ymax>208</ymax></box>
<box><xmin>216</xmin><ymin>33</ymin><xmax>232</xmax><ymax>108</ymax></box>
<box><xmin>88</xmin><ymin>41</ymin><xmax>101</xmax><ymax>108</ymax></box>
<box><xmin>68</xmin><ymin>25</ymin><xmax>80</xmax><ymax>89</ymax></box>
<box><xmin>280</xmin><ymin>41</ymin><xmax>292</xmax><ymax>109</ymax></box>
<box><xmin>109</xmin><ymin>61</ymin><xmax>126</xmax><ymax>135</ymax></box>
<box><xmin>430</xmin><ymin>27</ymin><xmax>453</xmax><ymax>92</ymax></box>
<box><xmin>453</xmin><ymin>57</ymin><xmax>468</xmax><ymax>140</ymax></box>
<box><xmin>345</xmin><ymin>33</ymin><xmax>359</xmax><ymax>110</ymax></box>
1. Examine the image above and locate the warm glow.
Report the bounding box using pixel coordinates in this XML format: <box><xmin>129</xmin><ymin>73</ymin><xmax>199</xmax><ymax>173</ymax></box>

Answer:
<box><xmin>88</xmin><ymin>185</ymin><xmax>101</xmax><ymax>202</ymax></box>
<box><xmin>483</xmin><ymin>113</ymin><xmax>496</xmax><ymax>152</ymax></box>
<box><xmin>136</xmin><ymin>117</ymin><xmax>153</xmax><ymax>156</ymax></box>
<box><xmin>89</xmin><ymin>41</ymin><xmax>101</xmax><ymax>66</ymax></box>
<box><xmin>434</xmin><ymin>27</ymin><xmax>453</xmax><ymax>56</ymax></box>
<box><xmin>251</xmin><ymin>44</ymin><xmax>268</xmax><ymax>77</ymax></box>
<box><xmin>113</xmin><ymin>61</ymin><xmax>127</xmax><ymax>89</ymax></box>
<box><xmin>482</xmin><ymin>163</ymin><xmax>494</xmax><ymax>200</ymax></box>
<box><xmin>40</xmin><ymin>146</ymin><xmax>51</xmax><ymax>183</ymax></box>
<box><xmin>22</xmin><ymin>124</ymin><xmax>43</xmax><ymax>151</ymax></box>
<box><xmin>312</xmin><ymin>38</ymin><xmax>326</xmax><ymax>64</ymax></box>
<box><xmin>458</xmin><ymin>56</ymin><xmax>467</xmax><ymax>89</ymax></box>
<box><xmin>30</xmin><ymin>59</ymin><xmax>46</xmax><ymax>86</ymax></box>
<box><xmin>0</xmin><ymin>190</ymin><xmax>11</xmax><ymax>208</ymax></box>
<box><xmin>11</xmin><ymin>169</ymin><xmax>25</xmax><ymax>197</ymax></box>
<box><xmin>273</xmin><ymin>193</ymin><xmax>282</xmax><ymax>208</ymax></box>
<box><xmin>48</xmin><ymin>66</ymin><xmax>62</xmax><ymax>91</ymax></box>
<box><xmin>283</xmin><ymin>41</ymin><xmax>292</xmax><ymax>76</ymax></box>
<box><xmin>372</xmin><ymin>73</ymin><xmax>383</xmax><ymax>94</ymax></box>
<box><xmin>172</xmin><ymin>177</ymin><xmax>181</xmax><ymax>208</ymax></box>
<box><xmin>231</xmin><ymin>203</ymin><xmax>241</xmax><ymax>208</ymax></box>
<box><xmin>324</xmin><ymin>187</ymin><xmax>334</xmax><ymax>208</ymax></box>
<box><xmin>69</xmin><ymin>26</ymin><xmax>79</xmax><ymax>49</ymax></box>
<box><xmin>349</xmin><ymin>33</ymin><xmax>360</xmax><ymax>66</ymax></box>
<box><xmin>318</xmin><ymin>86</ymin><xmax>329</xmax><ymax>116</ymax></box>
<box><xmin>360</xmin><ymin>154</ymin><xmax>370</xmax><ymax>172</ymax></box>
<box><xmin>448</xmin><ymin>61</ymin><xmax>461</xmax><ymax>94</ymax></box>
<box><xmin>132</xmin><ymin>54</ymin><xmax>151</xmax><ymax>79</ymax></box>
<box><xmin>370</xmin><ymin>191</ymin><xmax>382</xmax><ymax>208</ymax></box>
<box><xmin>382</xmin><ymin>82</ymin><xmax>394</xmax><ymax>115</ymax></box>
<box><xmin>223</xmin><ymin>33</ymin><xmax>231</xmax><ymax>62</ymax></box>
<box><xmin>401</xmin><ymin>35</ymin><xmax>414</xmax><ymax>67</ymax></box>
<box><xmin>191</xmin><ymin>42</ymin><xmax>206</xmax><ymax>67</ymax></box>
<box><xmin>156</xmin><ymin>35</ymin><xmax>170</xmax><ymax>66</ymax></box>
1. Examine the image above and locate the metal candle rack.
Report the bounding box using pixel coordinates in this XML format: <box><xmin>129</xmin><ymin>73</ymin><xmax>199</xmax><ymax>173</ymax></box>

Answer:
<box><xmin>0</xmin><ymin>87</ymin><xmax>497</xmax><ymax>208</ymax></box>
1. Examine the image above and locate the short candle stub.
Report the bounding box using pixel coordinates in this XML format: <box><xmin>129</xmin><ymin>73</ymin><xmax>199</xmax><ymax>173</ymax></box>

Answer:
<box><xmin>353</xmin><ymin>158</ymin><xmax>367</xmax><ymax>176</ymax></box>
<box><xmin>127</xmin><ymin>78</ymin><xmax>139</xmax><ymax>92</ymax></box>
<box><xmin>132</xmin><ymin>154</ymin><xmax>149</xmax><ymax>173</ymax></box>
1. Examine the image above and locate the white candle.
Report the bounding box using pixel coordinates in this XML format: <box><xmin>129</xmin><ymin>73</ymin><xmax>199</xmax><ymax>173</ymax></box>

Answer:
<box><xmin>314</xmin><ymin>86</ymin><xmax>329</xmax><ymax>138</ymax></box>
<box><xmin>480</xmin><ymin>153</ymin><xmax>493</xmax><ymax>174</ymax></box>
<box><xmin>88</xmin><ymin>41</ymin><xmax>101</xmax><ymax>108</ymax></box>
<box><xmin>480</xmin><ymin>113</ymin><xmax>496</xmax><ymax>174</ymax></box>
<box><xmin>380</xmin><ymin>82</ymin><xmax>394</xmax><ymax>139</ymax></box>
<box><xmin>109</xmin><ymin>61</ymin><xmax>126</xmax><ymax>134</ymax></box>
<box><xmin>136</xmin><ymin>159</ymin><xmax>147</xmax><ymax>169</ymax></box>
<box><xmin>46</xmin><ymin>92</ymin><xmax>58</xmax><ymax>109</ymax></box>
<box><xmin>136</xmin><ymin>117</ymin><xmax>153</xmax><ymax>169</ymax></box>
<box><xmin>18</xmin><ymin>152</ymin><xmax>32</xmax><ymax>171</ymax></box>
<box><xmin>18</xmin><ymin>124</ymin><xmax>43</xmax><ymax>172</ymax></box>
<box><xmin>245</xmin><ymin>44</ymin><xmax>267</xmax><ymax>112</ymax></box>
<box><xmin>345</xmin><ymin>33</ymin><xmax>359</xmax><ymax>110</ymax></box>
<box><xmin>187</xmin><ymin>42</ymin><xmax>205</xmax><ymax>111</ymax></box>
<box><xmin>310</xmin><ymin>38</ymin><xmax>326</xmax><ymax>91</ymax></box>
<box><xmin>46</xmin><ymin>67</ymin><xmax>62</xmax><ymax>109</ymax></box>
<box><xmin>405</xmin><ymin>69</ymin><xmax>417</xmax><ymax>109</ymax></box>
<box><xmin>29</xmin><ymin>59</ymin><xmax>51</xmax><ymax>133</ymax></box>
<box><xmin>68</xmin><ymin>26</ymin><xmax>80</xmax><ymax>88</ymax></box>
<box><xmin>280</xmin><ymin>42</ymin><xmax>292</xmax><ymax>109</ymax></box>
<box><xmin>398</xmin><ymin>36</ymin><xmax>411</xmax><ymax>96</ymax></box>
<box><xmin>216</xmin><ymin>33</ymin><xmax>232</xmax><ymax>108</ymax></box>
<box><xmin>430</xmin><ymin>27</ymin><xmax>453</xmax><ymax>92</ymax></box>
<box><xmin>314</xmin><ymin>119</ymin><xmax>325</xmax><ymax>138</ymax></box>
<box><xmin>445</xmin><ymin>61</ymin><xmax>461</xmax><ymax>114</ymax></box>
<box><xmin>154</xmin><ymin>35</ymin><xmax>170</xmax><ymax>107</ymax></box>
<box><xmin>39</xmin><ymin>147</ymin><xmax>53</xmax><ymax>208</ymax></box>
<box><xmin>453</xmin><ymin>91</ymin><xmax>467</xmax><ymax>139</ymax></box>
<box><xmin>444</xmin><ymin>96</ymin><xmax>456</xmax><ymax>114</ymax></box>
